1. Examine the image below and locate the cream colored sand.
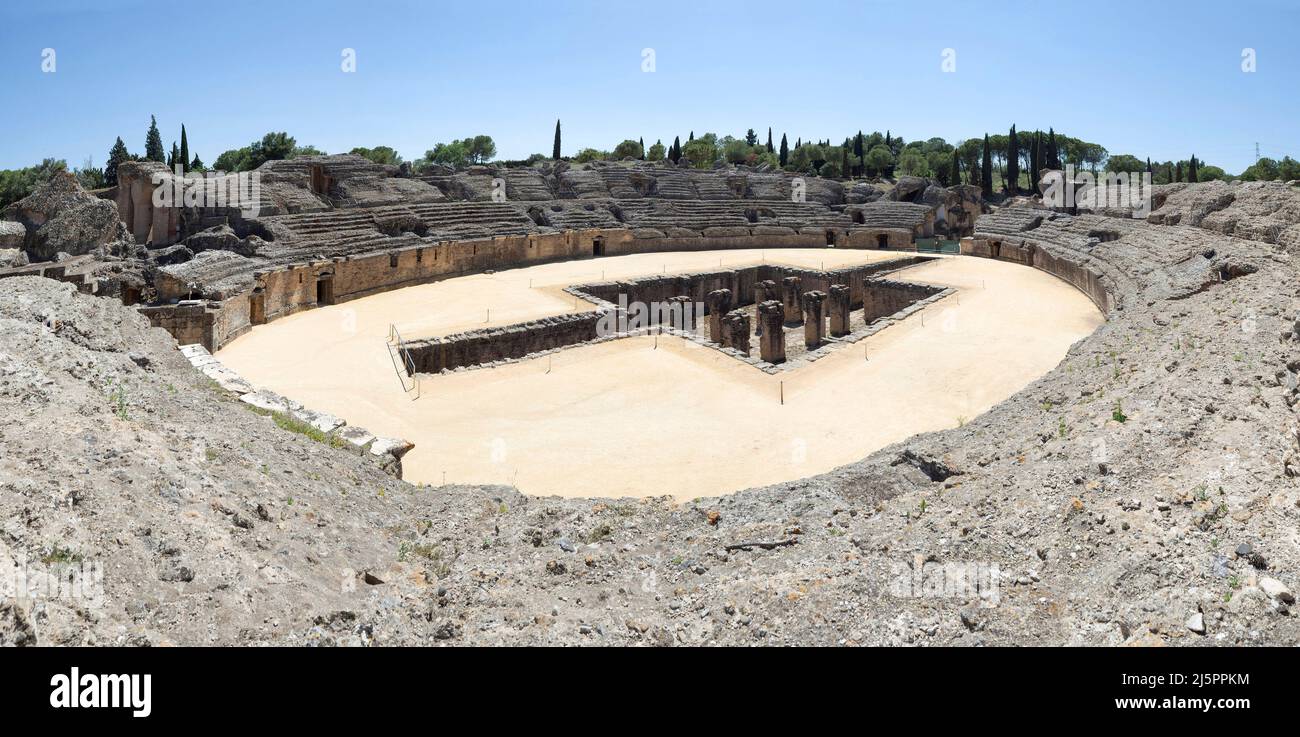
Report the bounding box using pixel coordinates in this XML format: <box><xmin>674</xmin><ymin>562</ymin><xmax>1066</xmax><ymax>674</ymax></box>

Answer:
<box><xmin>217</xmin><ymin>251</ymin><xmax>1103</xmax><ymax>499</ymax></box>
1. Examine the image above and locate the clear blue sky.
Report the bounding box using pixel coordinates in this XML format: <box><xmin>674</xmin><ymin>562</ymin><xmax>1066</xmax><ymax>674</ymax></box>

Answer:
<box><xmin>1</xmin><ymin>0</ymin><xmax>1296</xmax><ymax>173</ymax></box>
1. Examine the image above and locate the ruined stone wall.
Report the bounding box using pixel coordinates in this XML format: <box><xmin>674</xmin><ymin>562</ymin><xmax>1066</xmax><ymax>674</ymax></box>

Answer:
<box><xmin>211</xmin><ymin>292</ymin><xmax>252</xmax><ymax>348</ymax></box>
<box><xmin>403</xmin><ymin>312</ymin><xmax>603</xmax><ymax>373</ymax></box>
<box><xmin>961</xmin><ymin>236</ymin><xmax>1112</xmax><ymax>316</ymax></box>
<box><xmin>862</xmin><ymin>278</ymin><xmax>939</xmax><ymax>322</ymax></box>
<box><xmin>138</xmin><ymin>303</ymin><xmax>215</xmax><ymax>347</ymax></box>
<box><xmin>843</xmin><ymin>228</ymin><xmax>915</xmax><ymax>249</ymax></box>
<box><xmin>610</xmin><ymin>230</ymin><xmax>829</xmax><ymax>254</ymax></box>
<box><xmin>259</xmin><ymin>263</ymin><xmax>323</xmax><ymax>321</ymax></box>
<box><xmin>1031</xmin><ymin>246</ymin><xmax>1112</xmax><ymax>316</ymax></box>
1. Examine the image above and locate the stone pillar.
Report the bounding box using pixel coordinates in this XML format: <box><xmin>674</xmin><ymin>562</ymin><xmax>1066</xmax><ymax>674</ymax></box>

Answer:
<box><xmin>801</xmin><ymin>291</ymin><xmax>827</xmax><ymax>348</ymax></box>
<box><xmin>862</xmin><ymin>281</ymin><xmax>879</xmax><ymax>322</ymax></box>
<box><xmin>722</xmin><ymin>309</ymin><xmax>750</xmax><ymax>356</ymax></box>
<box><xmin>757</xmin><ymin>300</ymin><xmax>786</xmax><ymax>363</ymax></box>
<box><xmin>753</xmin><ymin>280</ymin><xmax>776</xmax><ymax>335</ymax></box>
<box><xmin>668</xmin><ymin>295</ymin><xmax>693</xmax><ymax>331</ymax></box>
<box><xmin>706</xmin><ymin>288</ymin><xmax>732</xmax><ymax>344</ymax></box>
<box><xmin>781</xmin><ymin>276</ymin><xmax>802</xmax><ymax>324</ymax></box>
<box><xmin>828</xmin><ymin>284</ymin><xmax>851</xmax><ymax>337</ymax></box>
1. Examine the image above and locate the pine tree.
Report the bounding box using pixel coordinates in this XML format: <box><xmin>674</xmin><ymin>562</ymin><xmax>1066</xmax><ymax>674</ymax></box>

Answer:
<box><xmin>766</xmin><ymin>128</ymin><xmax>774</xmax><ymax>153</ymax></box>
<box><xmin>145</xmin><ymin>115</ymin><xmax>165</xmax><ymax>163</ymax></box>
<box><xmin>552</xmin><ymin>120</ymin><xmax>562</xmax><ymax>160</ymax></box>
<box><xmin>179</xmin><ymin>124</ymin><xmax>189</xmax><ymax>173</ymax></box>
<box><xmin>190</xmin><ymin>155</ymin><xmax>204</xmax><ymax>171</ymax></box>
<box><xmin>745</xmin><ymin>128</ymin><xmax>758</xmax><ymax>146</ymax></box>
<box><xmin>779</xmin><ymin>134</ymin><xmax>789</xmax><ymax>168</ymax></box>
<box><xmin>1007</xmin><ymin>125</ymin><xmax>1019</xmax><ymax>194</ymax></box>
<box><xmin>981</xmin><ymin>134</ymin><xmax>993</xmax><ymax>195</ymax></box>
<box><xmin>105</xmin><ymin>136</ymin><xmax>130</xmax><ymax>187</ymax></box>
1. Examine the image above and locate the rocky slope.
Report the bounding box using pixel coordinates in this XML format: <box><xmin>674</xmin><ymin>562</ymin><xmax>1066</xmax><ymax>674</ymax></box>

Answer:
<box><xmin>3</xmin><ymin>184</ymin><xmax>1300</xmax><ymax>645</ymax></box>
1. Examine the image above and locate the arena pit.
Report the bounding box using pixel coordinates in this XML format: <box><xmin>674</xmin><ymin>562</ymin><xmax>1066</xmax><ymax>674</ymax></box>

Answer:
<box><xmin>215</xmin><ymin>248</ymin><xmax>1103</xmax><ymax>498</ymax></box>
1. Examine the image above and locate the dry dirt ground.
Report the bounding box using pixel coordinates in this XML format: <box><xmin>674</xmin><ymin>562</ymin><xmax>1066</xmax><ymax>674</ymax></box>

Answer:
<box><xmin>3</xmin><ymin>208</ymin><xmax>1300</xmax><ymax>646</ymax></box>
<box><xmin>216</xmin><ymin>251</ymin><xmax>1101</xmax><ymax>497</ymax></box>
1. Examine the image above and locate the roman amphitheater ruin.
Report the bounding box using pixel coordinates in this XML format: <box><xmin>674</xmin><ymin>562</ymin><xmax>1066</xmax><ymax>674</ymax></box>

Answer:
<box><xmin>3</xmin><ymin>151</ymin><xmax>1300</xmax><ymax>646</ymax></box>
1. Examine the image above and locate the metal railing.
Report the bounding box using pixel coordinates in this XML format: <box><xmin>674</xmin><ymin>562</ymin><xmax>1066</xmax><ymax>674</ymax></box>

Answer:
<box><xmin>916</xmin><ymin>238</ymin><xmax>961</xmax><ymax>255</ymax></box>
<box><xmin>386</xmin><ymin>324</ymin><xmax>421</xmax><ymax>400</ymax></box>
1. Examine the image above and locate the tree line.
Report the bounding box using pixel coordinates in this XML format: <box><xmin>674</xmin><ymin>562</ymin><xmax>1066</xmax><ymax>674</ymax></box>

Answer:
<box><xmin>5</xmin><ymin>118</ymin><xmax>1299</xmax><ymax>211</ymax></box>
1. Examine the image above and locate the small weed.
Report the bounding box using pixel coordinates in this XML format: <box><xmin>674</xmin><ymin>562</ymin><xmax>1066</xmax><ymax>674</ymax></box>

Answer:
<box><xmin>584</xmin><ymin>522</ymin><xmax>613</xmax><ymax>543</ymax></box>
<box><xmin>41</xmin><ymin>546</ymin><xmax>83</xmax><ymax>565</ymax></box>
<box><xmin>271</xmin><ymin>412</ymin><xmax>347</xmax><ymax>449</ymax></box>
<box><xmin>109</xmin><ymin>382</ymin><xmax>129</xmax><ymax>420</ymax></box>
<box><xmin>1112</xmin><ymin>400</ymin><xmax>1127</xmax><ymax>423</ymax></box>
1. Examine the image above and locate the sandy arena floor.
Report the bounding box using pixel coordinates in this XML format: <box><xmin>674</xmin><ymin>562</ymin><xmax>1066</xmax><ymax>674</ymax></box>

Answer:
<box><xmin>217</xmin><ymin>249</ymin><xmax>1104</xmax><ymax>498</ymax></box>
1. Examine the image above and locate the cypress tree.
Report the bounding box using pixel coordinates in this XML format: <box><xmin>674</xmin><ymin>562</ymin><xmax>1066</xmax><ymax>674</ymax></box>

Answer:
<box><xmin>1007</xmin><ymin>125</ymin><xmax>1019</xmax><ymax>194</ymax></box>
<box><xmin>638</xmin><ymin>137</ymin><xmax>645</xmax><ymax>160</ymax></box>
<box><xmin>840</xmin><ymin>142</ymin><xmax>850</xmax><ymax>180</ymax></box>
<box><xmin>671</xmin><ymin>136</ymin><xmax>681</xmax><ymax>164</ymax></box>
<box><xmin>951</xmin><ymin>148</ymin><xmax>961</xmax><ymax>187</ymax></box>
<box><xmin>105</xmin><ymin>136</ymin><xmax>130</xmax><ymax>187</ymax></box>
<box><xmin>180</xmin><ymin>124</ymin><xmax>189</xmax><ymax>173</ymax></box>
<box><xmin>145</xmin><ymin>115</ymin><xmax>165</xmax><ymax>163</ymax></box>
<box><xmin>190</xmin><ymin>155</ymin><xmax>204</xmax><ymax>171</ymax></box>
<box><xmin>779</xmin><ymin>134</ymin><xmax>789</xmax><ymax>168</ymax></box>
<box><xmin>1175</xmin><ymin>161</ymin><xmax>1183</xmax><ymax>182</ymax></box>
<box><xmin>552</xmin><ymin>120</ymin><xmax>562</xmax><ymax>160</ymax></box>
<box><xmin>1030</xmin><ymin>131</ymin><xmax>1040</xmax><ymax>185</ymax></box>
<box><xmin>981</xmin><ymin>134</ymin><xmax>993</xmax><ymax>196</ymax></box>
<box><xmin>766</xmin><ymin>127</ymin><xmax>774</xmax><ymax>153</ymax></box>
<box><xmin>1188</xmin><ymin>155</ymin><xmax>1198</xmax><ymax>183</ymax></box>
<box><xmin>168</xmin><ymin>142</ymin><xmax>179</xmax><ymax>168</ymax></box>
<box><xmin>688</xmin><ymin>131</ymin><xmax>694</xmax><ymax>142</ymax></box>
<box><xmin>1046</xmin><ymin>128</ymin><xmax>1059</xmax><ymax>170</ymax></box>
